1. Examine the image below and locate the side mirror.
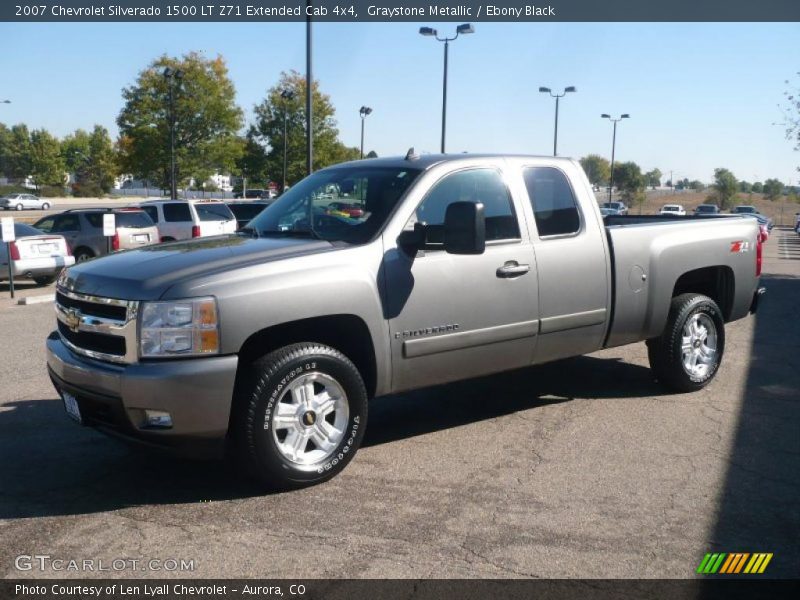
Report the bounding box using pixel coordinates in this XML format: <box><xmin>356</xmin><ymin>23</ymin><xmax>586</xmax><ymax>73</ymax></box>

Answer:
<box><xmin>444</xmin><ymin>201</ymin><xmax>485</xmax><ymax>255</ymax></box>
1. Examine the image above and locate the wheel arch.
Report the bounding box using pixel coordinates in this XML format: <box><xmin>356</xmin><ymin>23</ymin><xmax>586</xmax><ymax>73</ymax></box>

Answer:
<box><xmin>671</xmin><ymin>265</ymin><xmax>735</xmax><ymax>321</ymax></box>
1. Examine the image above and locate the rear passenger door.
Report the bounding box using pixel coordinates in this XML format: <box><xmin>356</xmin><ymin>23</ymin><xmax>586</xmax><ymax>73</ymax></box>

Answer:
<box><xmin>51</xmin><ymin>214</ymin><xmax>84</xmax><ymax>254</ymax></box>
<box><xmin>522</xmin><ymin>165</ymin><xmax>609</xmax><ymax>362</ymax></box>
<box><xmin>384</xmin><ymin>165</ymin><xmax>539</xmax><ymax>392</ymax></box>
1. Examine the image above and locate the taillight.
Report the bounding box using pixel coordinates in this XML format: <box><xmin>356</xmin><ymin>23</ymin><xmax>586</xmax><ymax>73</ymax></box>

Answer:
<box><xmin>112</xmin><ymin>232</ymin><xmax>120</xmax><ymax>251</ymax></box>
<box><xmin>756</xmin><ymin>233</ymin><xmax>763</xmax><ymax>277</ymax></box>
<box><xmin>9</xmin><ymin>241</ymin><xmax>20</xmax><ymax>260</ymax></box>
<box><xmin>191</xmin><ymin>225</ymin><xmax>201</xmax><ymax>238</ymax></box>
<box><xmin>65</xmin><ymin>243</ymin><xmax>72</xmax><ymax>256</ymax></box>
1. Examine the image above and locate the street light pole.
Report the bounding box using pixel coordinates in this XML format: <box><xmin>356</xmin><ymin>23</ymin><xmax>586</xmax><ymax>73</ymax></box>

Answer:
<box><xmin>163</xmin><ymin>67</ymin><xmax>184</xmax><ymax>200</ymax></box>
<box><xmin>419</xmin><ymin>24</ymin><xmax>474</xmax><ymax>154</ymax></box>
<box><xmin>306</xmin><ymin>1</ymin><xmax>313</xmax><ymax>176</ymax></box>
<box><xmin>359</xmin><ymin>106</ymin><xmax>372</xmax><ymax>159</ymax></box>
<box><xmin>601</xmin><ymin>113</ymin><xmax>630</xmax><ymax>203</ymax></box>
<box><xmin>280</xmin><ymin>89</ymin><xmax>295</xmax><ymax>193</ymax></box>
<box><xmin>539</xmin><ymin>86</ymin><xmax>576</xmax><ymax>156</ymax></box>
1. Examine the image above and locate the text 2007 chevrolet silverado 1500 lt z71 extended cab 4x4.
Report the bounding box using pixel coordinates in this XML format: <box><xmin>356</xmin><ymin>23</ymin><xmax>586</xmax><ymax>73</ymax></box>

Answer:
<box><xmin>47</xmin><ymin>154</ymin><xmax>765</xmax><ymax>488</ymax></box>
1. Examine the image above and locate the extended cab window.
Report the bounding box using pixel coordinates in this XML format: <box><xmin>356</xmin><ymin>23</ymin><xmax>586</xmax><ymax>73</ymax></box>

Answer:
<box><xmin>163</xmin><ymin>203</ymin><xmax>191</xmax><ymax>222</ymax></box>
<box><xmin>414</xmin><ymin>168</ymin><xmax>520</xmax><ymax>243</ymax></box>
<box><xmin>524</xmin><ymin>167</ymin><xmax>581</xmax><ymax>237</ymax></box>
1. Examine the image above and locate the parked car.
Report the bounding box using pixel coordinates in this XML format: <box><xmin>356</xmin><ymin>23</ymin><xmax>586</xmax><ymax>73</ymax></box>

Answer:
<box><xmin>0</xmin><ymin>193</ymin><xmax>52</xmax><ymax>211</ymax></box>
<box><xmin>694</xmin><ymin>204</ymin><xmax>720</xmax><ymax>215</ymax></box>
<box><xmin>731</xmin><ymin>205</ymin><xmax>759</xmax><ymax>215</ymax></box>
<box><xmin>0</xmin><ymin>222</ymin><xmax>74</xmax><ymax>285</ymax></box>
<box><xmin>599</xmin><ymin>207</ymin><xmax>616</xmax><ymax>217</ymax></box>
<box><xmin>226</xmin><ymin>201</ymin><xmax>272</xmax><ymax>229</ymax></box>
<box><xmin>601</xmin><ymin>201</ymin><xmax>628</xmax><ymax>215</ymax></box>
<box><xmin>33</xmin><ymin>208</ymin><xmax>159</xmax><ymax>263</ymax></box>
<box><xmin>139</xmin><ymin>199</ymin><xmax>237</xmax><ymax>241</ymax></box>
<box><xmin>234</xmin><ymin>189</ymin><xmax>268</xmax><ymax>200</ymax></box>
<box><xmin>48</xmin><ymin>154</ymin><xmax>765</xmax><ymax>490</ymax></box>
<box><xmin>659</xmin><ymin>204</ymin><xmax>686</xmax><ymax>216</ymax></box>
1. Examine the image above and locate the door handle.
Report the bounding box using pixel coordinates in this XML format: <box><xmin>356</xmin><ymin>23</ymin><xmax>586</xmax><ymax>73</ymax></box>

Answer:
<box><xmin>496</xmin><ymin>261</ymin><xmax>530</xmax><ymax>278</ymax></box>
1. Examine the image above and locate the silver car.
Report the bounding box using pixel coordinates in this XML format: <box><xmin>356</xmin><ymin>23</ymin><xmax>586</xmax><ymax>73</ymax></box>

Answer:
<box><xmin>0</xmin><ymin>193</ymin><xmax>52</xmax><ymax>211</ymax></box>
<box><xmin>0</xmin><ymin>222</ymin><xmax>75</xmax><ymax>285</ymax></box>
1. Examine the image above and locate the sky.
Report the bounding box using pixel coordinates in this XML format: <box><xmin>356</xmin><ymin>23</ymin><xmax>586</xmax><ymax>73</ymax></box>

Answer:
<box><xmin>1</xmin><ymin>21</ymin><xmax>798</xmax><ymax>184</ymax></box>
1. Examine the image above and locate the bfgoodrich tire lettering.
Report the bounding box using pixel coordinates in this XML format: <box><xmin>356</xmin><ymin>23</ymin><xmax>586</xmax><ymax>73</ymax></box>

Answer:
<box><xmin>647</xmin><ymin>293</ymin><xmax>725</xmax><ymax>392</ymax></box>
<box><xmin>235</xmin><ymin>343</ymin><xmax>368</xmax><ymax>489</ymax></box>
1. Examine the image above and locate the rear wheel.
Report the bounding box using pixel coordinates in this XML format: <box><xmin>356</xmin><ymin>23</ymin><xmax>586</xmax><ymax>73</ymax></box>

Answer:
<box><xmin>15</xmin><ymin>203</ymin><xmax>23</xmax><ymax>211</ymax></box>
<box><xmin>647</xmin><ymin>293</ymin><xmax>725</xmax><ymax>392</ymax></box>
<box><xmin>234</xmin><ymin>343</ymin><xmax>368</xmax><ymax>489</ymax></box>
<box><xmin>41</xmin><ymin>203</ymin><xmax>50</xmax><ymax>210</ymax></box>
<box><xmin>74</xmin><ymin>248</ymin><xmax>94</xmax><ymax>263</ymax></box>
<box><xmin>33</xmin><ymin>275</ymin><xmax>55</xmax><ymax>286</ymax></box>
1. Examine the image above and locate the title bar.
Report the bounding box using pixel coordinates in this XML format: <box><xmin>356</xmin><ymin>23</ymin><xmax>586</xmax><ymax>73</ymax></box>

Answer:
<box><xmin>5</xmin><ymin>0</ymin><xmax>800</xmax><ymax>22</ymax></box>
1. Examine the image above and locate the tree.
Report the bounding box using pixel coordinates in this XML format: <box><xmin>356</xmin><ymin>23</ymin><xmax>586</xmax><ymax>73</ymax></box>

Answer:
<box><xmin>3</xmin><ymin>124</ymin><xmax>33</xmax><ymax>183</ymax></box>
<box><xmin>738</xmin><ymin>181</ymin><xmax>752</xmax><ymax>193</ymax></box>
<box><xmin>752</xmin><ymin>181</ymin><xmax>763</xmax><ymax>193</ymax></box>
<box><xmin>711</xmin><ymin>168</ymin><xmax>737</xmax><ymax>210</ymax></box>
<box><xmin>251</xmin><ymin>70</ymin><xmax>360</xmax><ymax>186</ymax></box>
<box><xmin>117</xmin><ymin>52</ymin><xmax>244</xmax><ymax>191</ymax></box>
<box><xmin>579</xmin><ymin>154</ymin><xmax>611</xmax><ymax>188</ymax></box>
<box><xmin>689</xmin><ymin>180</ymin><xmax>705</xmax><ymax>191</ymax></box>
<box><xmin>780</xmin><ymin>71</ymin><xmax>799</xmax><ymax>174</ymax></box>
<box><xmin>235</xmin><ymin>131</ymin><xmax>269</xmax><ymax>186</ymax></box>
<box><xmin>366</xmin><ymin>150</ymin><xmax>378</xmax><ymax>159</ymax></box>
<box><xmin>644</xmin><ymin>168</ymin><xmax>662</xmax><ymax>190</ymax></box>
<box><xmin>0</xmin><ymin>123</ymin><xmax>12</xmax><ymax>178</ymax></box>
<box><xmin>28</xmin><ymin>129</ymin><xmax>64</xmax><ymax>190</ymax></box>
<box><xmin>612</xmin><ymin>161</ymin><xmax>645</xmax><ymax>209</ymax></box>
<box><xmin>763</xmin><ymin>178</ymin><xmax>784</xmax><ymax>201</ymax></box>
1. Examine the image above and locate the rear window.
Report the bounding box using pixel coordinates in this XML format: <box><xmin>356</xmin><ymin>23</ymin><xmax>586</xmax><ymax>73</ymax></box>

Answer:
<box><xmin>195</xmin><ymin>203</ymin><xmax>234</xmax><ymax>222</ymax></box>
<box><xmin>114</xmin><ymin>211</ymin><xmax>154</xmax><ymax>228</ymax></box>
<box><xmin>141</xmin><ymin>205</ymin><xmax>159</xmax><ymax>223</ymax></box>
<box><xmin>228</xmin><ymin>204</ymin><xmax>267</xmax><ymax>221</ymax></box>
<box><xmin>14</xmin><ymin>223</ymin><xmax>43</xmax><ymax>237</ymax></box>
<box><xmin>163</xmin><ymin>203</ymin><xmax>192</xmax><ymax>222</ymax></box>
<box><xmin>524</xmin><ymin>167</ymin><xmax>581</xmax><ymax>237</ymax></box>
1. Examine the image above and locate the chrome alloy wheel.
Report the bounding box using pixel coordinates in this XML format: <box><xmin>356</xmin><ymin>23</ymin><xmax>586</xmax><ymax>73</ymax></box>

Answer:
<box><xmin>271</xmin><ymin>372</ymin><xmax>349</xmax><ymax>465</ymax></box>
<box><xmin>681</xmin><ymin>313</ymin><xmax>718</xmax><ymax>378</ymax></box>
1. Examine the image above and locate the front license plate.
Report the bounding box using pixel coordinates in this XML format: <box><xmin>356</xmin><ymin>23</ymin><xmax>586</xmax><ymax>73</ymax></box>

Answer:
<box><xmin>62</xmin><ymin>391</ymin><xmax>82</xmax><ymax>423</ymax></box>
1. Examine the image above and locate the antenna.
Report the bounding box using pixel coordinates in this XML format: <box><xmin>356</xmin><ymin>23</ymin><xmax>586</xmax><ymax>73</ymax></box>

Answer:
<box><xmin>405</xmin><ymin>147</ymin><xmax>419</xmax><ymax>161</ymax></box>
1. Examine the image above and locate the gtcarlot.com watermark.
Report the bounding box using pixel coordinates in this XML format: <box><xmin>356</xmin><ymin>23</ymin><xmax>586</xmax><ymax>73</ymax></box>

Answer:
<box><xmin>15</xmin><ymin>554</ymin><xmax>195</xmax><ymax>573</ymax></box>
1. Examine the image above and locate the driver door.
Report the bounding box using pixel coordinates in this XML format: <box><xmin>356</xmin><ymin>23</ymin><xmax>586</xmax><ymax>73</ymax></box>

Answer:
<box><xmin>383</xmin><ymin>166</ymin><xmax>539</xmax><ymax>393</ymax></box>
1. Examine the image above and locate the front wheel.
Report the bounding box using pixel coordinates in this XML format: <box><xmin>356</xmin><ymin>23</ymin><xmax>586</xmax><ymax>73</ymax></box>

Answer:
<box><xmin>15</xmin><ymin>203</ymin><xmax>23</xmax><ymax>211</ymax></box>
<box><xmin>41</xmin><ymin>203</ymin><xmax>50</xmax><ymax>210</ymax></box>
<box><xmin>647</xmin><ymin>293</ymin><xmax>725</xmax><ymax>392</ymax></box>
<box><xmin>234</xmin><ymin>343</ymin><xmax>368</xmax><ymax>489</ymax></box>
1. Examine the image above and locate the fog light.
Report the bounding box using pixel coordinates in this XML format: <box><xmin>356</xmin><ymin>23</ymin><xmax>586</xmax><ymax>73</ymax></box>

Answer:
<box><xmin>144</xmin><ymin>410</ymin><xmax>173</xmax><ymax>428</ymax></box>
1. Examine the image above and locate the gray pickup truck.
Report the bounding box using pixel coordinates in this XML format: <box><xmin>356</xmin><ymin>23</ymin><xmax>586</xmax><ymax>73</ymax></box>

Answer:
<box><xmin>47</xmin><ymin>154</ymin><xmax>765</xmax><ymax>488</ymax></box>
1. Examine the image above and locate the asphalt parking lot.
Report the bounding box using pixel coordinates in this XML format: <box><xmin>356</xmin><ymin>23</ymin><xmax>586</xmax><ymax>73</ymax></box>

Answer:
<box><xmin>0</xmin><ymin>230</ymin><xmax>798</xmax><ymax>579</ymax></box>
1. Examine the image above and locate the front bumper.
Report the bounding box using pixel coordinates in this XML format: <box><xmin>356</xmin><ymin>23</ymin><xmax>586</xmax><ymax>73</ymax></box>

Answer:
<box><xmin>750</xmin><ymin>286</ymin><xmax>766</xmax><ymax>314</ymax></box>
<box><xmin>46</xmin><ymin>332</ymin><xmax>238</xmax><ymax>458</ymax></box>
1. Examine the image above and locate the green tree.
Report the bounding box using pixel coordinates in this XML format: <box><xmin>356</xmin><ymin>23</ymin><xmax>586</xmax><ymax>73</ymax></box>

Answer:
<box><xmin>612</xmin><ymin>162</ymin><xmax>644</xmax><ymax>200</ymax></box>
<box><xmin>762</xmin><ymin>178</ymin><xmax>784</xmax><ymax>201</ymax></box>
<box><xmin>579</xmin><ymin>154</ymin><xmax>611</xmax><ymax>188</ymax></box>
<box><xmin>644</xmin><ymin>168</ymin><xmax>662</xmax><ymax>190</ymax></box>
<box><xmin>3</xmin><ymin>124</ymin><xmax>33</xmax><ymax>183</ymax></box>
<box><xmin>28</xmin><ymin>129</ymin><xmax>64</xmax><ymax>190</ymax></box>
<box><xmin>366</xmin><ymin>150</ymin><xmax>378</xmax><ymax>159</ymax></box>
<box><xmin>752</xmin><ymin>181</ymin><xmax>763</xmax><ymax>193</ymax></box>
<box><xmin>235</xmin><ymin>131</ymin><xmax>269</xmax><ymax>187</ymax></box>
<box><xmin>711</xmin><ymin>168</ymin><xmax>738</xmax><ymax>210</ymax></box>
<box><xmin>780</xmin><ymin>72</ymin><xmax>799</xmax><ymax>175</ymax></box>
<box><xmin>0</xmin><ymin>123</ymin><xmax>13</xmax><ymax>178</ymax></box>
<box><xmin>251</xmin><ymin>70</ymin><xmax>359</xmax><ymax>186</ymax></box>
<box><xmin>117</xmin><ymin>52</ymin><xmax>244</xmax><ymax>191</ymax></box>
<box><xmin>689</xmin><ymin>180</ymin><xmax>705</xmax><ymax>191</ymax></box>
<box><xmin>738</xmin><ymin>180</ymin><xmax>752</xmax><ymax>193</ymax></box>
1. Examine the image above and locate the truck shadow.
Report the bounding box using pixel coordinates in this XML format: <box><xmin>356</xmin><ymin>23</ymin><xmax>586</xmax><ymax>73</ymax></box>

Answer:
<box><xmin>700</xmin><ymin>273</ymin><xmax>800</xmax><ymax>583</ymax></box>
<box><xmin>0</xmin><ymin>354</ymin><xmax>663</xmax><ymax>519</ymax></box>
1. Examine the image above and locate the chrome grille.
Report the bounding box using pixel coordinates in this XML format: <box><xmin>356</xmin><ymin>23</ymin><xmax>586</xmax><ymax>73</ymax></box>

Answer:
<box><xmin>54</xmin><ymin>287</ymin><xmax>139</xmax><ymax>364</ymax></box>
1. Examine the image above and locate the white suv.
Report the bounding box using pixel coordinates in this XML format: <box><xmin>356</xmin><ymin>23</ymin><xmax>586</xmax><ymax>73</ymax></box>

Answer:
<box><xmin>139</xmin><ymin>200</ymin><xmax>237</xmax><ymax>241</ymax></box>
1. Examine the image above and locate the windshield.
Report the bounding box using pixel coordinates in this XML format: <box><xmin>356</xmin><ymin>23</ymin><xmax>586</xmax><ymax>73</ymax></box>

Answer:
<box><xmin>734</xmin><ymin>206</ymin><xmax>756</xmax><ymax>213</ymax></box>
<box><xmin>248</xmin><ymin>165</ymin><xmax>422</xmax><ymax>244</ymax></box>
<box><xmin>696</xmin><ymin>205</ymin><xmax>716</xmax><ymax>213</ymax></box>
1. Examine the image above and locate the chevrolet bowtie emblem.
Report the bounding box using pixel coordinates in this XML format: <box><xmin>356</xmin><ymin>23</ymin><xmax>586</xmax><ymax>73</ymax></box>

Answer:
<box><xmin>65</xmin><ymin>308</ymin><xmax>81</xmax><ymax>333</ymax></box>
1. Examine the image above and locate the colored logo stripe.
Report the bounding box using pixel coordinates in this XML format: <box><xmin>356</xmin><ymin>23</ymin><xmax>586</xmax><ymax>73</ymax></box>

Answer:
<box><xmin>697</xmin><ymin>552</ymin><xmax>773</xmax><ymax>574</ymax></box>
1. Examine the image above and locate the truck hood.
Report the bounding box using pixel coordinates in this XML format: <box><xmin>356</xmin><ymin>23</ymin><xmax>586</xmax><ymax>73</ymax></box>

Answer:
<box><xmin>59</xmin><ymin>234</ymin><xmax>334</xmax><ymax>300</ymax></box>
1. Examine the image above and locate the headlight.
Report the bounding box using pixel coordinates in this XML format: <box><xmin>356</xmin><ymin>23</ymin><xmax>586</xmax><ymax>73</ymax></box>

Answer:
<box><xmin>139</xmin><ymin>297</ymin><xmax>220</xmax><ymax>358</ymax></box>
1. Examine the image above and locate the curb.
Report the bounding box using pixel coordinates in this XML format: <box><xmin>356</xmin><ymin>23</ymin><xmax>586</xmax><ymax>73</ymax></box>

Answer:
<box><xmin>17</xmin><ymin>294</ymin><xmax>55</xmax><ymax>306</ymax></box>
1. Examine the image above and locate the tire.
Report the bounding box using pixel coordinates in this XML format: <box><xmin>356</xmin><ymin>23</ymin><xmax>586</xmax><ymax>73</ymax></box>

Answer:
<box><xmin>74</xmin><ymin>248</ymin><xmax>94</xmax><ymax>263</ymax></box>
<box><xmin>234</xmin><ymin>343</ymin><xmax>368</xmax><ymax>489</ymax></box>
<box><xmin>41</xmin><ymin>203</ymin><xmax>50</xmax><ymax>210</ymax></box>
<box><xmin>15</xmin><ymin>203</ymin><xmax>23</xmax><ymax>211</ymax></box>
<box><xmin>33</xmin><ymin>275</ymin><xmax>56</xmax><ymax>286</ymax></box>
<box><xmin>647</xmin><ymin>293</ymin><xmax>725</xmax><ymax>392</ymax></box>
